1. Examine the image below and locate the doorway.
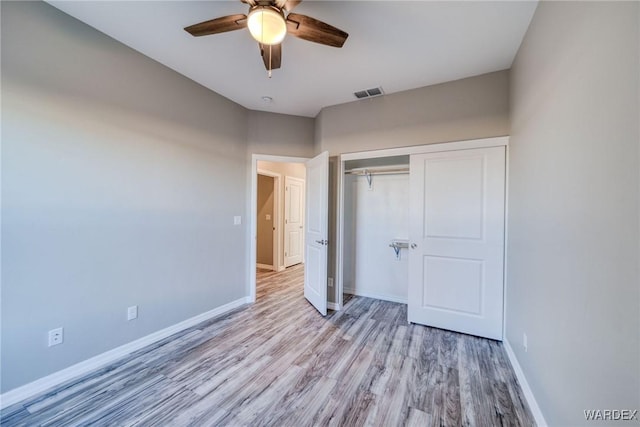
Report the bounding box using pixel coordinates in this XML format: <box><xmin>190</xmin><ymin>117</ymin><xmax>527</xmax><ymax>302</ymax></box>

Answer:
<box><xmin>251</xmin><ymin>156</ymin><xmax>308</xmax><ymax>302</ymax></box>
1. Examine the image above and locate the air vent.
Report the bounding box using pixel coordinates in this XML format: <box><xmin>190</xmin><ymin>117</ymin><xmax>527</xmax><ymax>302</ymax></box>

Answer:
<box><xmin>366</xmin><ymin>87</ymin><xmax>383</xmax><ymax>97</ymax></box>
<box><xmin>353</xmin><ymin>87</ymin><xmax>384</xmax><ymax>100</ymax></box>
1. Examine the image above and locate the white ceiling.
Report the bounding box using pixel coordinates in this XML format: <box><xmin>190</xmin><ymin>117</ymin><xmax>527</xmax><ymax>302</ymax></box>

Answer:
<box><xmin>47</xmin><ymin>1</ymin><xmax>537</xmax><ymax>118</ymax></box>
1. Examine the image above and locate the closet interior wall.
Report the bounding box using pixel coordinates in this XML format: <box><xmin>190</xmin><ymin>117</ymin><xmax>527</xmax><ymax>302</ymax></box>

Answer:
<box><xmin>342</xmin><ymin>155</ymin><xmax>410</xmax><ymax>303</ymax></box>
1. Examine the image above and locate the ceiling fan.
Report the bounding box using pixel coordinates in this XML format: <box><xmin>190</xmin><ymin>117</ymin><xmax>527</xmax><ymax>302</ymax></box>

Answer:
<box><xmin>184</xmin><ymin>0</ymin><xmax>348</xmax><ymax>77</ymax></box>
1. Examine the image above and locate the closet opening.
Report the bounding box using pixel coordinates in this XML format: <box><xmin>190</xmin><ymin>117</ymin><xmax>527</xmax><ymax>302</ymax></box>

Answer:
<box><xmin>341</xmin><ymin>155</ymin><xmax>411</xmax><ymax>306</ymax></box>
<box><xmin>336</xmin><ymin>137</ymin><xmax>508</xmax><ymax>340</ymax></box>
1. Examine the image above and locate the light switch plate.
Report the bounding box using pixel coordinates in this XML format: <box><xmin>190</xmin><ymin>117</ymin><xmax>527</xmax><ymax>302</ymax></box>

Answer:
<box><xmin>234</xmin><ymin>216</ymin><xmax>241</xmax><ymax>225</ymax></box>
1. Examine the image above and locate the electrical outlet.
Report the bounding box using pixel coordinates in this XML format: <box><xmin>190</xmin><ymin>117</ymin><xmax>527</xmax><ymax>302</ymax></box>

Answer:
<box><xmin>127</xmin><ymin>305</ymin><xmax>138</xmax><ymax>321</ymax></box>
<box><xmin>48</xmin><ymin>327</ymin><xmax>63</xmax><ymax>347</ymax></box>
<box><xmin>233</xmin><ymin>216</ymin><xmax>241</xmax><ymax>225</ymax></box>
<box><xmin>328</xmin><ymin>277</ymin><xmax>334</xmax><ymax>288</ymax></box>
<box><xmin>523</xmin><ymin>333</ymin><xmax>528</xmax><ymax>352</ymax></box>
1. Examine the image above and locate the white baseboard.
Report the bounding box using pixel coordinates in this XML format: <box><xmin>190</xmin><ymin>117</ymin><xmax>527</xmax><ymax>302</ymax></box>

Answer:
<box><xmin>503</xmin><ymin>340</ymin><xmax>547</xmax><ymax>427</ymax></box>
<box><xmin>344</xmin><ymin>288</ymin><xmax>408</xmax><ymax>304</ymax></box>
<box><xmin>256</xmin><ymin>263</ymin><xmax>274</xmax><ymax>271</ymax></box>
<box><xmin>327</xmin><ymin>302</ymin><xmax>341</xmax><ymax>311</ymax></box>
<box><xmin>0</xmin><ymin>296</ymin><xmax>251</xmax><ymax>410</ymax></box>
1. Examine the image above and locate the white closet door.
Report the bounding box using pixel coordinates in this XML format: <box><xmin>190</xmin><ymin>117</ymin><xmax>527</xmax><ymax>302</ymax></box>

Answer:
<box><xmin>304</xmin><ymin>151</ymin><xmax>329</xmax><ymax>316</ymax></box>
<box><xmin>284</xmin><ymin>176</ymin><xmax>305</xmax><ymax>267</ymax></box>
<box><xmin>408</xmin><ymin>146</ymin><xmax>505</xmax><ymax>340</ymax></box>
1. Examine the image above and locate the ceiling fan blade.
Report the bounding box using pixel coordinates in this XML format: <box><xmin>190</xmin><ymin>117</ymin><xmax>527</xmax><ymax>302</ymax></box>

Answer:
<box><xmin>280</xmin><ymin>0</ymin><xmax>302</xmax><ymax>11</ymax></box>
<box><xmin>241</xmin><ymin>0</ymin><xmax>257</xmax><ymax>6</ymax></box>
<box><xmin>274</xmin><ymin>0</ymin><xmax>300</xmax><ymax>11</ymax></box>
<box><xmin>184</xmin><ymin>14</ymin><xmax>247</xmax><ymax>37</ymax></box>
<box><xmin>260</xmin><ymin>43</ymin><xmax>282</xmax><ymax>70</ymax></box>
<box><xmin>285</xmin><ymin>13</ymin><xmax>348</xmax><ymax>48</ymax></box>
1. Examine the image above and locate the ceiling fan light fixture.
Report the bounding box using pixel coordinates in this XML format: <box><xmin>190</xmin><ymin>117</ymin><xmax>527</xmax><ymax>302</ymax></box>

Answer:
<box><xmin>247</xmin><ymin>7</ymin><xmax>286</xmax><ymax>45</ymax></box>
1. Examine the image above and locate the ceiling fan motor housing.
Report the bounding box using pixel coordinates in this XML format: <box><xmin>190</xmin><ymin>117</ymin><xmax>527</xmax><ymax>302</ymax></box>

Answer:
<box><xmin>247</xmin><ymin>5</ymin><xmax>287</xmax><ymax>45</ymax></box>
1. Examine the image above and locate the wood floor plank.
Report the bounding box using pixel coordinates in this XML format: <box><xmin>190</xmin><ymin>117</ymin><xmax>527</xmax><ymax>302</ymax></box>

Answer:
<box><xmin>406</xmin><ymin>406</ymin><xmax>432</xmax><ymax>426</ymax></box>
<box><xmin>1</xmin><ymin>264</ymin><xmax>536</xmax><ymax>426</ymax></box>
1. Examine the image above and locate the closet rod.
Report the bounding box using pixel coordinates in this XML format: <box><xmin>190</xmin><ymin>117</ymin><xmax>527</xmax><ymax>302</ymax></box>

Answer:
<box><xmin>344</xmin><ymin>166</ymin><xmax>409</xmax><ymax>176</ymax></box>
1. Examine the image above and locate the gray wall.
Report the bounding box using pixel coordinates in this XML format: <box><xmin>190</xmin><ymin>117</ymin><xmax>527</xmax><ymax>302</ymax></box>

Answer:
<box><xmin>1</xmin><ymin>1</ymin><xmax>249</xmax><ymax>392</ymax></box>
<box><xmin>317</xmin><ymin>71</ymin><xmax>510</xmax><ymax>304</ymax></box>
<box><xmin>507</xmin><ymin>2</ymin><xmax>640</xmax><ymax>425</ymax></box>
<box><xmin>248</xmin><ymin>110</ymin><xmax>315</xmax><ymax>158</ymax></box>
<box><xmin>315</xmin><ymin>70</ymin><xmax>510</xmax><ymax>156</ymax></box>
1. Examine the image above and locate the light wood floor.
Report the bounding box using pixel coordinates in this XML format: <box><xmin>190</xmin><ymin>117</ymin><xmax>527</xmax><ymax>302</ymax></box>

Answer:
<box><xmin>1</xmin><ymin>265</ymin><xmax>535</xmax><ymax>426</ymax></box>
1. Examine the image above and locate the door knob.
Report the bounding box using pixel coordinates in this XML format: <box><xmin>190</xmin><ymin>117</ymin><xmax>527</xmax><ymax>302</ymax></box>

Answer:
<box><xmin>411</xmin><ymin>243</ymin><xmax>417</xmax><ymax>249</ymax></box>
<box><xmin>315</xmin><ymin>240</ymin><xmax>328</xmax><ymax>245</ymax></box>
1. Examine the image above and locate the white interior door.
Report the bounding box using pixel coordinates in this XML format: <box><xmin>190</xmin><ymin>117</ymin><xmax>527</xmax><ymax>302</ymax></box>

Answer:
<box><xmin>408</xmin><ymin>146</ymin><xmax>506</xmax><ymax>340</ymax></box>
<box><xmin>304</xmin><ymin>151</ymin><xmax>329</xmax><ymax>316</ymax></box>
<box><xmin>284</xmin><ymin>176</ymin><xmax>305</xmax><ymax>267</ymax></box>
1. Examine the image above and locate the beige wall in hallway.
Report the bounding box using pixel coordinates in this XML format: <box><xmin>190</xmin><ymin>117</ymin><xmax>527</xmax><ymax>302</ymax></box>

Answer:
<box><xmin>257</xmin><ymin>175</ymin><xmax>275</xmax><ymax>267</ymax></box>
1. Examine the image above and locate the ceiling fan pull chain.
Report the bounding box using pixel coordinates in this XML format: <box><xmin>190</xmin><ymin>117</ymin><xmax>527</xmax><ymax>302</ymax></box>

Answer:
<box><xmin>268</xmin><ymin>44</ymin><xmax>273</xmax><ymax>78</ymax></box>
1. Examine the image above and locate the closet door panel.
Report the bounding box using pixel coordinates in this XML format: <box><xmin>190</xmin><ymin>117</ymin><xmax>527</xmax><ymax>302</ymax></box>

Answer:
<box><xmin>408</xmin><ymin>146</ymin><xmax>505</xmax><ymax>340</ymax></box>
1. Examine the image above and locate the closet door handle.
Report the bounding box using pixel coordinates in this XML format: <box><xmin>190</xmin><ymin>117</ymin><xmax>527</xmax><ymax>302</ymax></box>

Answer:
<box><xmin>411</xmin><ymin>243</ymin><xmax>418</xmax><ymax>249</ymax></box>
<box><xmin>315</xmin><ymin>240</ymin><xmax>328</xmax><ymax>245</ymax></box>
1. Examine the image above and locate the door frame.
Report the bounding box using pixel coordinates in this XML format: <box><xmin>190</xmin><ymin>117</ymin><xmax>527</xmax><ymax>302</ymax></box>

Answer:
<box><xmin>250</xmin><ymin>154</ymin><xmax>310</xmax><ymax>303</ymax></box>
<box><xmin>257</xmin><ymin>169</ymin><xmax>281</xmax><ymax>271</ymax></box>
<box><xmin>336</xmin><ymin>136</ymin><xmax>509</xmax><ymax>313</ymax></box>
